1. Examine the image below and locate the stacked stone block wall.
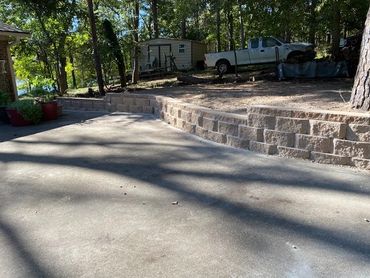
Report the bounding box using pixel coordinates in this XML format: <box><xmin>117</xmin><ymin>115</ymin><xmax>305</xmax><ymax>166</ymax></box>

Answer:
<box><xmin>58</xmin><ymin>94</ymin><xmax>370</xmax><ymax>170</ymax></box>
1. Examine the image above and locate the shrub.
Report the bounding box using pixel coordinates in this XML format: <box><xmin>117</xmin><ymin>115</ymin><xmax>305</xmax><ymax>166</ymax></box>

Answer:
<box><xmin>0</xmin><ymin>91</ymin><xmax>10</xmax><ymax>107</ymax></box>
<box><xmin>8</xmin><ymin>99</ymin><xmax>43</xmax><ymax>124</ymax></box>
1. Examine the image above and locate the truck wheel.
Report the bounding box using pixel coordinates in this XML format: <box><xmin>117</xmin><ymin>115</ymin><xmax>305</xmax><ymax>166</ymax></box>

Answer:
<box><xmin>216</xmin><ymin>60</ymin><xmax>230</xmax><ymax>74</ymax></box>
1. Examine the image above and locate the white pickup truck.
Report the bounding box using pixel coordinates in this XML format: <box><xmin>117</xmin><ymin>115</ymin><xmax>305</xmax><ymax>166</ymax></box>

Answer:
<box><xmin>205</xmin><ymin>37</ymin><xmax>315</xmax><ymax>74</ymax></box>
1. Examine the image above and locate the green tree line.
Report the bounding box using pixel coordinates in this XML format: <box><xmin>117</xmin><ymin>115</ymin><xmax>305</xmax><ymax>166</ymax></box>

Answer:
<box><xmin>0</xmin><ymin>0</ymin><xmax>368</xmax><ymax>94</ymax></box>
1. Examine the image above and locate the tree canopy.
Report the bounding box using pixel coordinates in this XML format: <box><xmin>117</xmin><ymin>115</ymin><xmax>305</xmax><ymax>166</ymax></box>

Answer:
<box><xmin>0</xmin><ymin>0</ymin><xmax>369</xmax><ymax>93</ymax></box>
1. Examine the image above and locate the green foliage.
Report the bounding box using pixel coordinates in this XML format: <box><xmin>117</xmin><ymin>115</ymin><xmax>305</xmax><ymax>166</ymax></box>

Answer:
<box><xmin>7</xmin><ymin>99</ymin><xmax>43</xmax><ymax>124</ymax></box>
<box><xmin>0</xmin><ymin>91</ymin><xmax>11</xmax><ymax>107</ymax></box>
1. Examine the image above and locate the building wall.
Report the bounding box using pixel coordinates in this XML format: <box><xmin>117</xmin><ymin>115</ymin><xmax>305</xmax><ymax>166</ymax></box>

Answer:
<box><xmin>0</xmin><ymin>38</ymin><xmax>16</xmax><ymax>100</ymax></box>
<box><xmin>138</xmin><ymin>39</ymin><xmax>194</xmax><ymax>71</ymax></box>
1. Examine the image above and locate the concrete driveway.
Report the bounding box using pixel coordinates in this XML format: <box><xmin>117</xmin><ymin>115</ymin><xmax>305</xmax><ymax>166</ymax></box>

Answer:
<box><xmin>1</xmin><ymin>111</ymin><xmax>370</xmax><ymax>278</ymax></box>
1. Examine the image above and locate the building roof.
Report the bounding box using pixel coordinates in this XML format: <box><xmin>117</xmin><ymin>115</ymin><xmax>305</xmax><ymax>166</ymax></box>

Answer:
<box><xmin>0</xmin><ymin>21</ymin><xmax>29</xmax><ymax>37</ymax></box>
<box><xmin>140</xmin><ymin>37</ymin><xmax>205</xmax><ymax>44</ymax></box>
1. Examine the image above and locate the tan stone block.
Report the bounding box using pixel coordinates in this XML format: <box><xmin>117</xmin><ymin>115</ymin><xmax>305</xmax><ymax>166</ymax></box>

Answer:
<box><xmin>310</xmin><ymin>120</ymin><xmax>347</xmax><ymax>138</ymax></box>
<box><xmin>249</xmin><ymin>141</ymin><xmax>277</xmax><ymax>155</ymax></box>
<box><xmin>226</xmin><ymin>136</ymin><xmax>249</xmax><ymax>149</ymax></box>
<box><xmin>117</xmin><ymin>104</ymin><xmax>129</xmax><ymax>112</ymax></box>
<box><xmin>264</xmin><ymin>129</ymin><xmax>295</xmax><ymax>147</ymax></box>
<box><xmin>239</xmin><ymin>125</ymin><xmax>263</xmax><ymax>142</ymax></box>
<box><xmin>205</xmin><ymin>131</ymin><xmax>227</xmax><ymax>144</ymax></box>
<box><xmin>202</xmin><ymin>117</ymin><xmax>218</xmax><ymax>132</ymax></box>
<box><xmin>218</xmin><ymin>121</ymin><xmax>239</xmax><ymax>136</ymax></box>
<box><xmin>296</xmin><ymin>134</ymin><xmax>333</xmax><ymax>153</ymax></box>
<box><xmin>351</xmin><ymin>158</ymin><xmax>370</xmax><ymax>170</ymax></box>
<box><xmin>276</xmin><ymin>117</ymin><xmax>310</xmax><ymax>134</ymax></box>
<box><xmin>278</xmin><ymin>146</ymin><xmax>310</xmax><ymax>159</ymax></box>
<box><xmin>195</xmin><ymin>126</ymin><xmax>208</xmax><ymax>139</ymax></box>
<box><xmin>310</xmin><ymin>152</ymin><xmax>350</xmax><ymax>166</ymax></box>
<box><xmin>334</xmin><ymin>139</ymin><xmax>370</xmax><ymax>159</ymax></box>
<box><xmin>247</xmin><ymin>113</ymin><xmax>276</xmax><ymax>129</ymax></box>
<box><xmin>346</xmin><ymin>124</ymin><xmax>370</xmax><ymax>142</ymax></box>
<box><xmin>143</xmin><ymin>106</ymin><xmax>154</xmax><ymax>114</ymax></box>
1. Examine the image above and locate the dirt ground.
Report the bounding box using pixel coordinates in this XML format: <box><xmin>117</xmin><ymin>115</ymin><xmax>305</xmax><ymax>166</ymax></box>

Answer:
<box><xmin>138</xmin><ymin>78</ymin><xmax>365</xmax><ymax>114</ymax></box>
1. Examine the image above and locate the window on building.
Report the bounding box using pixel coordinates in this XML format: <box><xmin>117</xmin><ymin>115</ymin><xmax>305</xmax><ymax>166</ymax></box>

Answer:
<box><xmin>179</xmin><ymin>44</ymin><xmax>185</xmax><ymax>53</ymax></box>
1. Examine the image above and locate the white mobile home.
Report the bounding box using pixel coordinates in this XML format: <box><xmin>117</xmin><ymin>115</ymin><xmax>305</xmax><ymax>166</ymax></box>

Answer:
<box><xmin>138</xmin><ymin>38</ymin><xmax>207</xmax><ymax>72</ymax></box>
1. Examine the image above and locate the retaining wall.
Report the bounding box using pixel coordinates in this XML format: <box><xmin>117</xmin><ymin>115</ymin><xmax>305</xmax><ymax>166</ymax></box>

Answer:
<box><xmin>58</xmin><ymin>94</ymin><xmax>370</xmax><ymax>170</ymax></box>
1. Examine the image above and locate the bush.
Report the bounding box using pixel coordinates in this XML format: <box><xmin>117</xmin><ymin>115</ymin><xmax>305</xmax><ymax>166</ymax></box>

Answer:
<box><xmin>22</xmin><ymin>87</ymin><xmax>56</xmax><ymax>103</ymax></box>
<box><xmin>0</xmin><ymin>91</ymin><xmax>10</xmax><ymax>107</ymax></box>
<box><xmin>8</xmin><ymin>99</ymin><xmax>43</xmax><ymax>124</ymax></box>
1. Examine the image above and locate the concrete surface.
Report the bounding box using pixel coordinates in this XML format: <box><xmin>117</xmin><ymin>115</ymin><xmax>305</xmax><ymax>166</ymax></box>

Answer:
<box><xmin>1</xmin><ymin>111</ymin><xmax>370</xmax><ymax>278</ymax></box>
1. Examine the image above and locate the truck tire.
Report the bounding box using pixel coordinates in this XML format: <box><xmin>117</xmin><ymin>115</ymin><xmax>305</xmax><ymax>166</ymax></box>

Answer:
<box><xmin>216</xmin><ymin>59</ymin><xmax>231</xmax><ymax>74</ymax></box>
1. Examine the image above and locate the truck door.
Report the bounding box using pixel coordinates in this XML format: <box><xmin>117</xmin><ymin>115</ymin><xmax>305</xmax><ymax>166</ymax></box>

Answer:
<box><xmin>261</xmin><ymin>37</ymin><xmax>282</xmax><ymax>63</ymax></box>
<box><xmin>248</xmin><ymin>38</ymin><xmax>261</xmax><ymax>64</ymax></box>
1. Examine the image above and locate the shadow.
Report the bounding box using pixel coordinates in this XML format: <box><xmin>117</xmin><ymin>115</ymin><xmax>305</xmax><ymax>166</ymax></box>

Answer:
<box><xmin>0</xmin><ymin>111</ymin><xmax>107</xmax><ymax>143</ymax></box>
<box><xmin>1</xmin><ymin>112</ymin><xmax>370</xmax><ymax>274</ymax></box>
<box><xmin>0</xmin><ymin>217</ymin><xmax>53</xmax><ymax>277</ymax></box>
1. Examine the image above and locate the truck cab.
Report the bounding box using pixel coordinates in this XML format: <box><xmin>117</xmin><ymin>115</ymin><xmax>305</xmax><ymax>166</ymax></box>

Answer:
<box><xmin>205</xmin><ymin>36</ymin><xmax>315</xmax><ymax>74</ymax></box>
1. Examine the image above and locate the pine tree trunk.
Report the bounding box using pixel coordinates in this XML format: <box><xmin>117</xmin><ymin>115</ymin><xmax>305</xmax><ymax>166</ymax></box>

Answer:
<box><xmin>181</xmin><ymin>18</ymin><xmax>186</xmax><ymax>39</ymax></box>
<box><xmin>216</xmin><ymin>8</ymin><xmax>221</xmax><ymax>52</ymax></box>
<box><xmin>152</xmin><ymin>0</ymin><xmax>159</xmax><ymax>38</ymax></box>
<box><xmin>70</xmin><ymin>53</ymin><xmax>77</xmax><ymax>89</ymax></box>
<box><xmin>238</xmin><ymin>0</ymin><xmax>245</xmax><ymax>49</ymax></box>
<box><xmin>132</xmin><ymin>0</ymin><xmax>140</xmax><ymax>84</ymax></box>
<box><xmin>351</xmin><ymin>7</ymin><xmax>370</xmax><ymax>111</ymax></box>
<box><xmin>86</xmin><ymin>0</ymin><xmax>105</xmax><ymax>95</ymax></box>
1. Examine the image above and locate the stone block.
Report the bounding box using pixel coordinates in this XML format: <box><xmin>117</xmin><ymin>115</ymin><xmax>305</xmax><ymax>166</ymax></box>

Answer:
<box><xmin>276</xmin><ymin>117</ymin><xmax>310</xmax><ymax>134</ymax></box>
<box><xmin>310</xmin><ymin>152</ymin><xmax>351</xmax><ymax>166</ymax></box>
<box><xmin>135</xmin><ymin>98</ymin><xmax>150</xmax><ymax>106</ymax></box>
<box><xmin>264</xmin><ymin>129</ymin><xmax>295</xmax><ymax>147</ymax></box>
<box><xmin>249</xmin><ymin>141</ymin><xmax>277</xmax><ymax>155</ymax></box>
<box><xmin>128</xmin><ymin>105</ymin><xmax>144</xmax><ymax>113</ymax></box>
<box><xmin>247</xmin><ymin>113</ymin><xmax>276</xmax><ymax>129</ymax></box>
<box><xmin>116</xmin><ymin>104</ymin><xmax>129</xmax><ymax>112</ymax></box>
<box><xmin>226</xmin><ymin>136</ymin><xmax>249</xmax><ymax>149</ymax></box>
<box><xmin>239</xmin><ymin>125</ymin><xmax>263</xmax><ymax>142</ymax></box>
<box><xmin>346</xmin><ymin>124</ymin><xmax>370</xmax><ymax>142</ymax></box>
<box><xmin>334</xmin><ymin>139</ymin><xmax>370</xmax><ymax>159</ymax></box>
<box><xmin>110</xmin><ymin>94</ymin><xmax>123</xmax><ymax>104</ymax></box>
<box><xmin>218</xmin><ymin>121</ymin><xmax>239</xmax><ymax>137</ymax></box>
<box><xmin>296</xmin><ymin>134</ymin><xmax>333</xmax><ymax>153</ymax></box>
<box><xmin>277</xmin><ymin>146</ymin><xmax>310</xmax><ymax>159</ymax></box>
<box><xmin>143</xmin><ymin>106</ymin><xmax>154</xmax><ymax>114</ymax></box>
<box><xmin>204</xmin><ymin>130</ymin><xmax>227</xmax><ymax>144</ymax></box>
<box><xmin>351</xmin><ymin>158</ymin><xmax>370</xmax><ymax>170</ymax></box>
<box><xmin>181</xmin><ymin>110</ymin><xmax>192</xmax><ymax>122</ymax></box>
<box><xmin>195</xmin><ymin>126</ymin><xmax>208</xmax><ymax>139</ymax></box>
<box><xmin>310</xmin><ymin>120</ymin><xmax>346</xmax><ymax>138</ymax></box>
<box><xmin>202</xmin><ymin>117</ymin><xmax>218</xmax><ymax>132</ymax></box>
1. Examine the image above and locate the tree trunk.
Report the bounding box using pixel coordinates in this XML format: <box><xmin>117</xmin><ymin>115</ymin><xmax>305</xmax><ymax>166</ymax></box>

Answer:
<box><xmin>351</xmin><ymin>7</ymin><xmax>370</xmax><ymax>111</ymax></box>
<box><xmin>86</xmin><ymin>0</ymin><xmax>105</xmax><ymax>95</ymax></box>
<box><xmin>132</xmin><ymin>0</ymin><xmax>140</xmax><ymax>84</ymax></box>
<box><xmin>216</xmin><ymin>8</ymin><xmax>221</xmax><ymax>52</ymax></box>
<box><xmin>308</xmin><ymin>0</ymin><xmax>317</xmax><ymax>45</ymax></box>
<box><xmin>70</xmin><ymin>53</ymin><xmax>77</xmax><ymax>89</ymax></box>
<box><xmin>331</xmin><ymin>1</ymin><xmax>341</xmax><ymax>59</ymax></box>
<box><xmin>152</xmin><ymin>0</ymin><xmax>159</xmax><ymax>38</ymax></box>
<box><xmin>238</xmin><ymin>0</ymin><xmax>245</xmax><ymax>49</ymax></box>
<box><xmin>59</xmin><ymin>56</ymin><xmax>68</xmax><ymax>94</ymax></box>
<box><xmin>226</xmin><ymin>7</ymin><xmax>234</xmax><ymax>51</ymax></box>
<box><xmin>181</xmin><ymin>18</ymin><xmax>187</xmax><ymax>39</ymax></box>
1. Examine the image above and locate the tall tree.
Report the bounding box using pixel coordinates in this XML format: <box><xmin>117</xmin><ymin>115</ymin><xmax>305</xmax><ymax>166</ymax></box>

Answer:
<box><xmin>151</xmin><ymin>0</ymin><xmax>159</xmax><ymax>38</ymax></box>
<box><xmin>86</xmin><ymin>0</ymin><xmax>105</xmax><ymax>95</ymax></box>
<box><xmin>132</xmin><ymin>0</ymin><xmax>140</xmax><ymax>84</ymax></box>
<box><xmin>103</xmin><ymin>19</ymin><xmax>126</xmax><ymax>87</ymax></box>
<box><xmin>351</xmin><ymin>7</ymin><xmax>370</xmax><ymax>111</ymax></box>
